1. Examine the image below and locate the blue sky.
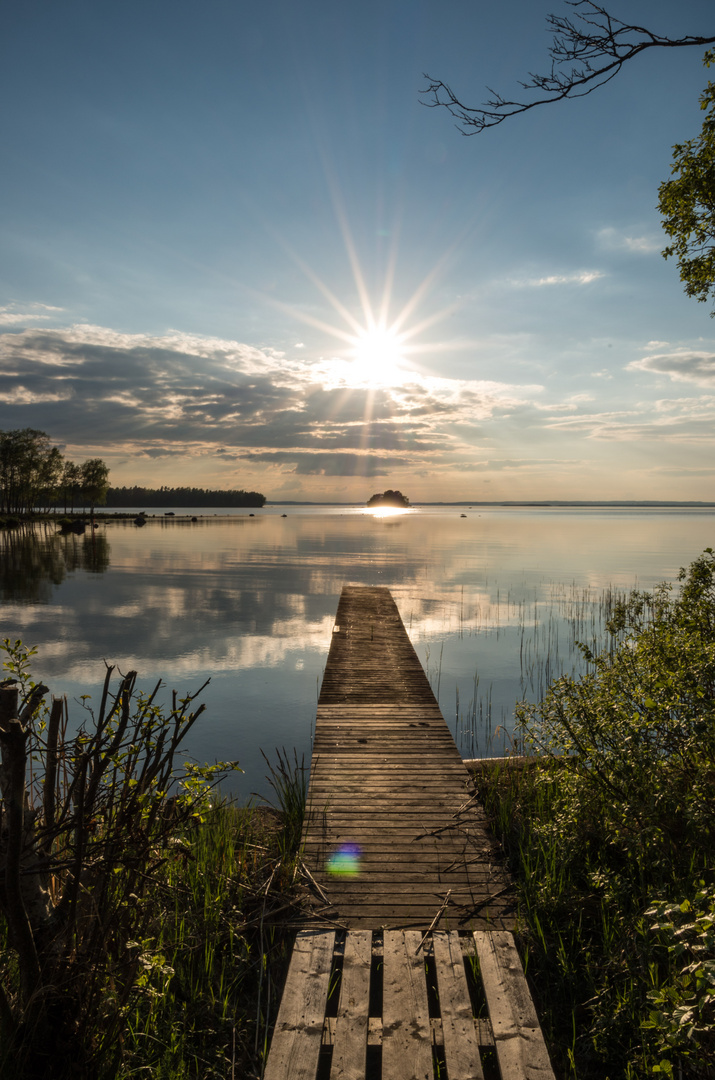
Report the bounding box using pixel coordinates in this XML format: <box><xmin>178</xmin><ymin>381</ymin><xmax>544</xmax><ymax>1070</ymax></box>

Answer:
<box><xmin>1</xmin><ymin>0</ymin><xmax>714</xmax><ymax>502</ymax></box>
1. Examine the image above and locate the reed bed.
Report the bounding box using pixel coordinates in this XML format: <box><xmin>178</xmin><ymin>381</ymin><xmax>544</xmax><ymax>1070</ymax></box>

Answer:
<box><xmin>421</xmin><ymin>581</ymin><xmax>627</xmax><ymax>758</ymax></box>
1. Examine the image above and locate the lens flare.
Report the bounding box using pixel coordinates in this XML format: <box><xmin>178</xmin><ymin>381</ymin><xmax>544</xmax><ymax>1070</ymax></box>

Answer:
<box><xmin>326</xmin><ymin>842</ymin><xmax>362</xmax><ymax>877</ymax></box>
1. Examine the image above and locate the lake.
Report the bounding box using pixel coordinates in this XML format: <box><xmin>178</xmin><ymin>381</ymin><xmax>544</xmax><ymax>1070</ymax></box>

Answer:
<box><xmin>3</xmin><ymin>505</ymin><xmax>712</xmax><ymax>802</ymax></box>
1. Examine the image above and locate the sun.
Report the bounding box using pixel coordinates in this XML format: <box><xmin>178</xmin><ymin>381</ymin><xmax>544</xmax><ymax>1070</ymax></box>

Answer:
<box><xmin>348</xmin><ymin>325</ymin><xmax>409</xmax><ymax>387</ymax></box>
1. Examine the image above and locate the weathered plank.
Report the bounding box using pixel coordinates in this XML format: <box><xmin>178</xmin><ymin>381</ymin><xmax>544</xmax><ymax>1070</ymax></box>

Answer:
<box><xmin>300</xmin><ymin>587</ymin><xmax>514</xmax><ymax>930</ymax></box>
<box><xmin>432</xmin><ymin>931</ymin><xmax>485</xmax><ymax>1080</ymax></box>
<box><xmin>263</xmin><ymin>930</ymin><xmax>335</xmax><ymax>1080</ymax></box>
<box><xmin>263</xmin><ymin>929</ymin><xmax>556</xmax><ymax>1080</ymax></box>
<box><xmin>474</xmin><ymin>932</ymin><xmax>555</xmax><ymax>1080</ymax></box>
<box><xmin>331</xmin><ymin>930</ymin><xmax>372</xmax><ymax>1080</ymax></box>
<box><xmin>382</xmin><ymin>931</ymin><xmax>433</xmax><ymax>1080</ymax></box>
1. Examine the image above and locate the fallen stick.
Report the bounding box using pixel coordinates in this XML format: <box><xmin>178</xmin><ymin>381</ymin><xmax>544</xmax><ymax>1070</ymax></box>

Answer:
<box><xmin>415</xmin><ymin>889</ymin><xmax>452</xmax><ymax>954</ymax></box>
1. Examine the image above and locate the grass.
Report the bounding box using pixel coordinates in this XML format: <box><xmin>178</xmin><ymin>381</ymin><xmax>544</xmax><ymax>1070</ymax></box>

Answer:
<box><xmin>118</xmin><ymin>797</ymin><xmax>304</xmax><ymax>1079</ymax></box>
<box><xmin>111</xmin><ymin>745</ymin><xmax>312</xmax><ymax>1078</ymax></box>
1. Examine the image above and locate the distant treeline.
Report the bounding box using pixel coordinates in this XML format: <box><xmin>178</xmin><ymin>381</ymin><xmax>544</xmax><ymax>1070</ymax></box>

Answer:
<box><xmin>106</xmin><ymin>486</ymin><xmax>266</xmax><ymax>508</ymax></box>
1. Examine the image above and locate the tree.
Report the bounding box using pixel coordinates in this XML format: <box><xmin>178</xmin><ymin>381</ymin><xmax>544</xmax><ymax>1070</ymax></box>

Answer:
<box><xmin>80</xmin><ymin>458</ymin><xmax>110</xmax><ymax>521</ymax></box>
<box><xmin>38</xmin><ymin>446</ymin><xmax>63</xmax><ymax>511</ymax></box>
<box><xmin>422</xmin><ymin>3</ymin><xmax>715</xmax><ymax>309</ymax></box>
<box><xmin>422</xmin><ymin>2</ymin><xmax>715</xmax><ymax>133</ymax></box>
<box><xmin>367</xmin><ymin>489</ymin><xmax>410</xmax><ymax>508</ymax></box>
<box><xmin>658</xmin><ymin>51</ymin><xmax>715</xmax><ymax>312</ymax></box>
<box><xmin>60</xmin><ymin>459</ymin><xmax>81</xmax><ymax>513</ymax></box>
<box><xmin>0</xmin><ymin>429</ymin><xmax>57</xmax><ymax>515</ymax></box>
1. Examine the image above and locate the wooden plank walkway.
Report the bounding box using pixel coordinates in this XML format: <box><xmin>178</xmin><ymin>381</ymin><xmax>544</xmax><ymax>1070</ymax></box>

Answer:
<box><xmin>300</xmin><ymin>585</ymin><xmax>514</xmax><ymax>929</ymax></box>
<box><xmin>263</xmin><ymin>586</ymin><xmax>555</xmax><ymax>1079</ymax></box>
<box><xmin>264</xmin><ymin>929</ymin><xmax>556</xmax><ymax>1080</ymax></box>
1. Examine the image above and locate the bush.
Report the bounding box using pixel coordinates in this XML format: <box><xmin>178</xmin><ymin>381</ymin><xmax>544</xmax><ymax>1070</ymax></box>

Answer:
<box><xmin>479</xmin><ymin>549</ymin><xmax>715</xmax><ymax>1078</ymax></box>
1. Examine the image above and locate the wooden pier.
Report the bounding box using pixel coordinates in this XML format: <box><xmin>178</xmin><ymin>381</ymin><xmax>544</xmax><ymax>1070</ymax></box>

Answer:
<box><xmin>264</xmin><ymin>586</ymin><xmax>554</xmax><ymax>1080</ymax></box>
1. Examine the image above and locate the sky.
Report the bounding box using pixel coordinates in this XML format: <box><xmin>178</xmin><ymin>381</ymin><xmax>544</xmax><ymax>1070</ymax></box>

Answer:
<box><xmin>1</xmin><ymin>0</ymin><xmax>714</xmax><ymax>503</ymax></box>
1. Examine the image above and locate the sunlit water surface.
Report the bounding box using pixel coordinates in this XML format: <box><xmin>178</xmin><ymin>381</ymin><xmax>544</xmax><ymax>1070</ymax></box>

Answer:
<box><xmin>3</xmin><ymin>506</ymin><xmax>713</xmax><ymax>801</ymax></box>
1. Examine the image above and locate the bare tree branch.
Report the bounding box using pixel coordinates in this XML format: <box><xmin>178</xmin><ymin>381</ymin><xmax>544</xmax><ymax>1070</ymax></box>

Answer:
<box><xmin>422</xmin><ymin>1</ymin><xmax>715</xmax><ymax>133</ymax></box>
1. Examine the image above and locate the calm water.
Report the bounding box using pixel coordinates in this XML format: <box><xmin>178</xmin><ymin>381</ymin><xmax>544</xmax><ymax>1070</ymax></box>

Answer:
<box><xmin>2</xmin><ymin>506</ymin><xmax>713</xmax><ymax>801</ymax></box>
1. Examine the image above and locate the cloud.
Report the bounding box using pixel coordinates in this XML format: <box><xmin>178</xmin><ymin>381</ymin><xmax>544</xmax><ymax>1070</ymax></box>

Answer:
<box><xmin>0</xmin><ymin>324</ymin><xmax>543</xmax><ymax>478</ymax></box>
<box><xmin>0</xmin><ymin>303</ymin><xmax>64</xmax><ymax>326</ymax></box>
<box><xmin>596</xmin><ymin>227</ymin><xmax>661</xmax><ymax>255</ymax></box>
<box><xmin>628</xmin><ymin>351</ymin><xmax>715</xmax><ymax>386</ymax></box>
<box><xmin>544</xmin><ymin>396</ymin><xmax>715</xmax><ymax>442</ymax></box>
<box><xmin>509</xmin><ymin>270</ymin><xmax>605</xmax><ymax>288</ymax></box>
<box><xmin>240</xmin><ymin>451</ymin><xmax>411</xmax><ymax>476</ymax></box>
<box><xmin>534</xmin><ymin>393</ymin><xmax>594</xmax><ymax>412</ymax></box>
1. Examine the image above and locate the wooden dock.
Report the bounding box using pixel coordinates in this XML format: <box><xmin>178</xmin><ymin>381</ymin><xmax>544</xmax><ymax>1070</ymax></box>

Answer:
<box><xmin>301</xmin><ymin>585</ymin><xmax>513</xmax><ymax>929</ymax></box>
<box><xmin>264</xmin><ymin>586</ymin><xmax>555</xmax><ymax>1080</ymax></box>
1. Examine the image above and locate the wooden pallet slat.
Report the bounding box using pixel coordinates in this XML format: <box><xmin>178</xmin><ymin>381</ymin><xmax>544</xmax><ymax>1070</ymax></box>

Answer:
<box><xmin>263</xmin><ymin>930</ymin><xmax>336</xmax><ymax>1080</ymax></box>
<box><xmin>263</xmin><ymin>930</ymin><xmax>556</xmax><ymax>1079</ymax></box>
<box><xmin>474</xmin><ymin>931</ymin><xmax>554</xmax><ymax>1080</ymax></box>
<box><xmin>432</xmin><ymin>931</ymin><xmax>485</xmax><ymax>1080</ymax></box>
<box><xmin>382</xmin><ymin>931</ymin><xmax>433</xmax><ymax>1080</ymax></box>
<box><xmin>332</xmin><ymin>930</ymin><xmax>372</xmax><ymax>1080</ymax></box>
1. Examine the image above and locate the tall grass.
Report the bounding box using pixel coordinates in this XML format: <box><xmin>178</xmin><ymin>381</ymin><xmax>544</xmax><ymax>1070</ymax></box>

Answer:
<box><xmin>119</xmin><ymin>798</ymin><xmax>303</xmax><ymax>1079</ymax></box>
<box><xmin>259</xmin><ymin>747</ymin><xmax>308</xmax><ymax>855</ymax></box>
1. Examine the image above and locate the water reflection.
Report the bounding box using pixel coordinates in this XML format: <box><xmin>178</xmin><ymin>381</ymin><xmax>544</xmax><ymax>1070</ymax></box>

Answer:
<box><xmin>2</xmin><ymin>509</ymin><xmax>713</xmax><ymax>800</ymax></box>
<box><xmin>1</xmin><ymin>525</ymin><xmax>110</xmax><ymax>603</ymax></box>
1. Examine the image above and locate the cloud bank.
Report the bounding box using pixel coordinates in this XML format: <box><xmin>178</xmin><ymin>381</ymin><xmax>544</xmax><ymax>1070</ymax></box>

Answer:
<box><xmin>0</xmin><ymin>324</ymin><xmax>540</xmax><ymax>483</ymax></box>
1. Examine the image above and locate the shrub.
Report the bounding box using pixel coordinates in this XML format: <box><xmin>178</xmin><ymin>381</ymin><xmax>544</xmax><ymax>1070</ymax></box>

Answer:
<box><xmin>479</xmin><ymin>549</ymin><xmax>715</xmax><ymax>1078</ymax></box>
<box><xmin>0</xmin><ymin>640</ymin><xmax>238</xmax><ymax>1078</ymax></box>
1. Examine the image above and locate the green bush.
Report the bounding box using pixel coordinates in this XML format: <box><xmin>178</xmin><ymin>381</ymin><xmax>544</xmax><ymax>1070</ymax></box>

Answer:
<box><xmin>479</xmin><ymin>549</ymin><xmax>715</xmax><ymax>1078</ymax></box>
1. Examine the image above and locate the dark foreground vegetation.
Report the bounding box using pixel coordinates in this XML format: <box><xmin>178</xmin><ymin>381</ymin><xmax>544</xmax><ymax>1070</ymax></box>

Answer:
<box><xmin>477</xmin><ymin>549</ymin><xmax>715</xmax><ymax>1079</ymax></box>
<box><xmin>0</xmin><ymin>643</ymin><xmax>306</xmax><ymax>1079</ymax></box>
<box><xmin>105</xmin><ymin>486</ymin><xmax>266</xmax><ymax>508</ymax></box>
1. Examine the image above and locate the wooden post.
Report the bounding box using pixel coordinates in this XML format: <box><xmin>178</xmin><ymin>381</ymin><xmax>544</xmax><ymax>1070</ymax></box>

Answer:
<box><xmin>0</xmin><ymin>685</ymin><xmax>43</xmax><ymax>1004</ymax></box>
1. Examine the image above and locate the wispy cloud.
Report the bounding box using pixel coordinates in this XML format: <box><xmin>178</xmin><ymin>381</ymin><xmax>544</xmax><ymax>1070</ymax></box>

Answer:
<box><xmin>509</xmin><ymin>270</ymin><xmax>605</xmax><ymax>288</ymax></box>
<box><xmin>596</xmin><ymin>227</ymin><xmax>661</xmax><ymax>255</ymax></box>
<box><xmin>545</xmin><ymin>395</ymin><xmax>715</xmax><ymax>442</ymax></box>
<box><xmin>628</xmin><ymin>350</ymin><xmax>715</xmax><ymax>387</ymax></box>
<box><xmin>0</xmin><ymin>303</ymin><xmax>65</xmax><ymax>326</ymax></box>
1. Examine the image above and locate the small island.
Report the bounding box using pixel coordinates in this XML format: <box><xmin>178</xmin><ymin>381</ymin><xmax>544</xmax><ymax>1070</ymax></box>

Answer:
<box><xmin>366</xmin><ymin>489</ymin><xmax>410</xmax><ymax>508</ymax></box>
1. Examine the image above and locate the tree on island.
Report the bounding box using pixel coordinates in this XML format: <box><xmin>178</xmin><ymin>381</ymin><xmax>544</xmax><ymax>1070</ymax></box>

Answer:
<box><xmin>366</xmin><ymin>489</ymin><xmax>410</xmax><ymax>508</ymax></box>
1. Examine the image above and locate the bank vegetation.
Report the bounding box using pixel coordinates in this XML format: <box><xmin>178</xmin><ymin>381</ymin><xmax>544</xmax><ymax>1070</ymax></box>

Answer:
<box><xmin>477</xmin><ymin>549</ymin><xmax>715</xmax><ymax>1079</ymax></box>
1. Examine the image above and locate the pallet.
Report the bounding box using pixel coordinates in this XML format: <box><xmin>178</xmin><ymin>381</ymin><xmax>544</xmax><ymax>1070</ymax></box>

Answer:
<box><xmin>263</xmin><ymin>929</ymin><xmax>555</xmax><ymax>1080</ymax></box>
